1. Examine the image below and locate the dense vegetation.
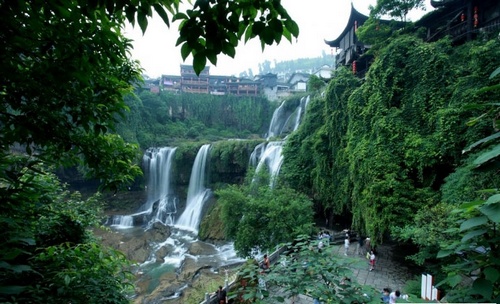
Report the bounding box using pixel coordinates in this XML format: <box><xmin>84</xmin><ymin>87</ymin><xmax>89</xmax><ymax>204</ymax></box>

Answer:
<box><xmin>279</xmin><ymin>31</ymin><xmax>500</xmax><ymax>302</ymax></box>
<box><xmin>117</xmin><ymin>91</ymin><xmax>275</xmax><ymax>149</ymax></box>
<box><xmin>216</xmin><ymin>171</ymin><xmax>314</xmax><ymax>257</ymax></box>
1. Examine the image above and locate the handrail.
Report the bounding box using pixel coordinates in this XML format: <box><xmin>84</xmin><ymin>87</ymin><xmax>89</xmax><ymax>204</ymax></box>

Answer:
<box><xmin>198</xmin><ymin>231</ymin><xmax>357</xmax><ymax>303</ymax></box>
<box><xmin>198</xmin><ymin>246</ymin><xmax>287</xmax><ymax>304</ymax></box>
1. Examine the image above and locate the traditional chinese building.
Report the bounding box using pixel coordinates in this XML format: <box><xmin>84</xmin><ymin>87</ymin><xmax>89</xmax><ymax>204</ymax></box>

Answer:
<box><xmin>324</xmin><ymin>4</ymin><xmax>373</xmax><ymax>77</ymax></box>
<box><xmin>160</xmin><ymin>65</ymin><xmax>261</xmax><ymax>97</ymax></box>
<box><xmin>418</xmin><ymin>0</ymin><xmax>500</xmax><ymax>43</ymax></box>
<box><xmin>180</xmin><ymin>64</ymin><xmax>210</xmax><ymax>94</ymax></box>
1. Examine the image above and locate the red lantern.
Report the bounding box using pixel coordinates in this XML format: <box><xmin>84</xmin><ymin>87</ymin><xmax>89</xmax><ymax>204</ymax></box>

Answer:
<box><xmin>474</xmin><ymin>6</ymin><xmax>479</xmax><ymax>28</ymax></box>
<box><xmin>352</xmin><ymin>60</ymin><xmax>357</xmax><ymax>74</ymax></box>
<box><xmin>461</xmin><ymin>13</ymin><xmax>465</xmax><ymax>22</ymax></box>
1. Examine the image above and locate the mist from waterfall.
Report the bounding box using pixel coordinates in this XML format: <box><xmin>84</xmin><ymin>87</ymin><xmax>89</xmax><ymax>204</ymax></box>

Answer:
<box><xmin>175</xmin><ymin>144</ymin><xmax>212</xmax><ymax>233</ymax></box>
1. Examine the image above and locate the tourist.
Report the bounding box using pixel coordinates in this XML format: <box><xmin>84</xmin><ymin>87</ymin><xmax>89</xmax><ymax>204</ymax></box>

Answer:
<box><xmin>389</xmin><ymin>290</ymin><xmax>401</xmax><ymax>304</ymax></box>
<box><xmin>318</xmin><ymin>240</ymin><xmax>324</xmax><ymax>252</ymax></box>
<box><xmin>369</xmin><ymin>250</ymin><xmax>376</xmax><ymax>271</ymax></box>
<box><xmin>260</xmin><ymin>254</ymin><xmax>270</xmax><ymax>273</ymax></box>
<box><xmin>357</xmin><ymin>236</ymin><xmax>364</xmax><ymax>255</ymax></box>
<box><xmin>344</xmin><ymin>236</ymin><xmax>350</xmax><ymax>256</ymax></box>
<box><xmin>215</xmin><ymin>285</ymin><xmax>227</xmax><ymax>304</ymax></box>
<box><xmin>364</xmin><ymin>237</ymin><xmax>371</xmax><ymax>253</ymax></box>
<box><xmin>381</xmin><ymin>287</ymin><xmax>391</xmax><ymax>303</ymax></box>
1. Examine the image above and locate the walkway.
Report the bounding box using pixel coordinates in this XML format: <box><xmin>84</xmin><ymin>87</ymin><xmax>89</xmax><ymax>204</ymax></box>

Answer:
<box><xmin>269</xmin><ymin>242</ymin><xmax>415</xmax><ymax>304</ymax></box>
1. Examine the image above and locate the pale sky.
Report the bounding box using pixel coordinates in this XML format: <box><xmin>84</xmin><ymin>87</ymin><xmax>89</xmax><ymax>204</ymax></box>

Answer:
<box><xmin>124</xmin><ymin>0</ymin><xmax>432</xmax><ymax>78</ymax></box>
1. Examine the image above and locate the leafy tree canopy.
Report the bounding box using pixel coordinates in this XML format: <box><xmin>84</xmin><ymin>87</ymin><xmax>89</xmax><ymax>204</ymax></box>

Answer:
<box><xmin>217</xmin><ymin>171</ymin><xmax>314</xmax><ymax>257</ymax></box>
<box><xmin>370</xmin><ymin>0</ymin><xmax>426</xmax><ymax>21</ymax></box>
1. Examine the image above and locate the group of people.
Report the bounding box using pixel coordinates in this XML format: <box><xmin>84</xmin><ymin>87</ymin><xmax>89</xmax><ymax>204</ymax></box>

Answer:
<box><xmin>342</xmin><ymin>232</ymin><xmax>377</xmax><ymax>272</ymax></box>
<box><xmin>381</xmin><ymin>288</ymin><xmax>408</xmax><ymax>303</ymax></box>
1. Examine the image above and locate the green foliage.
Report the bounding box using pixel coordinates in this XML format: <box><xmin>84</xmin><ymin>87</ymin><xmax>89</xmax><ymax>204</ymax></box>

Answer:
<box><xmin>210</xmin><ymin>140</ymin><xmax>264</xmax><ymax>185</ymax></box>
<box><xmin>392</xmin><ymin>202</ymin><xmax>458</xmax><ymax>266</ymax></box>
<box><xmin>0</xmin><ymin>167</ymin><xmax>132</xmax><ymax>303</ymax></box>
<box><xmin>1</xmin><ymin>0</ymin><xmax>143</xmax><ymax>191</ymax></box>
<box><xmin>355</xmin><ymin>17</ymin><xmax>398</xmax><ymax>55</ymax></box>
<box><xmin>232</xmin><ymin>235</ymin><xmax>378</xmax><ymax>303</ymax></box>
<box><xmin>307</xmin><ymin>75</ymin><xmax>326</xmax><ymax>93</ymax></box>
<box><xmin>370</xmin><ymin>0</ymin><xmax>426</xmax><ymax>21</ymax></box>
<box><xmin>281</xmin><ymin>33</ymin><xmax>500</xmax><ymax>247</ymax></box>
<box><xmin>117</xmin><ymin>92</ymin><xmax>274</xmax><ymax>148</ymax></box>
<box><xmin>217</xmin><ymin>172</ymin><xmax>314</xmax><ymax>257</ymax></box>
<box><xmin>435</xmin><ymin>67</ymin><xmax>500</xmax><ymax>303</ymax></box>
<box><xmin>403</xmin><ymin>276</ymin><xmax>422</xmax><ymax>297</ymax></box>
<box><xmin>31</xmin><ymin>243</ymin><xmax>133</xmax><ymax>303</ymax></box>
<box><xmin>174</xmin><ymin>0</ymin><xmax>299</xmax><ymax>74</ymax></box>
<box><xmin>437</xmin><ymin>192</ymin><xmax>500</xmax><ymax>302</ymax></box>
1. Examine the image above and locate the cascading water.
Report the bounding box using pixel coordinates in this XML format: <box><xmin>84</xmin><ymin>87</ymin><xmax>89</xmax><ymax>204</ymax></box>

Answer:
<box><xmin>110</xmin><ymin>147</ymin><xmax>177</xmax><ymax>228</ymax></box>
<box><xmin>175</xmin><ymin>144</ymin><xmax>212</xmax><ymax>233</ymax></box>
<box><xmin>254</xmin><ymin>141</ymin><xmax>284</xmax><ymax>188</ymax></box>
<box><xmin>249</xmin><ymin>142</ymin><xmax>267</xmax><ymax>168</ymax></box>
<box><xmin>252</xmin><ymin>96</ymin><xmax>309</xmax><ymax>187</ymax></box>
<box><xmin>142</xmin><ymin>147</ymin><xmax>178</xmax><ymax>226</ymax></box>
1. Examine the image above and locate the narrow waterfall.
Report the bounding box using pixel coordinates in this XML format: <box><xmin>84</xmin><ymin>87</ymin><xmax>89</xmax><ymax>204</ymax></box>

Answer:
<box><xmin>292</xmin><ymin>95</ymin><xmax>310</xmax><ymax>132</ymax></box>
<box><xmin>266</xmin><ymin>101</ymin><xmax>288</xmax><ymax>139</ymax></box>
<box><xmin>110</xmin><ymin>147</ymin><xmax>177</xmax><ymax>228</ymax></box>
<box><xmin>175</xmin><ymin>144</ymin><xmax>212</xmax><ymax>233</ymax></box>
<box><xmin>254</xmin><ymin>141</ymin><xmax>284</xmax><ymax>188</ymax></box>
<box><xmin>252</xmin><ymin>96</ymin><xmax>310</xmax><ymax>187</ymax></box>
<box><xmin>249</xmin><ymin>142</ymin><xmax>267</xmax><ymax>168</ymax></box>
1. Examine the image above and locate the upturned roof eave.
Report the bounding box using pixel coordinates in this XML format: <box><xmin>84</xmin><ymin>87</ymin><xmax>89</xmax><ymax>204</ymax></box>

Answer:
<box><xmin>324</xmin><ymin>3</ymin><xmax>369</xmax><ymax>48</ymax></box>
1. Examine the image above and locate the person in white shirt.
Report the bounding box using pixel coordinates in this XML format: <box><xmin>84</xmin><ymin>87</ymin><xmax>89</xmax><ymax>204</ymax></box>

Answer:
<box><xmin>344</xmin><ymin>236</ymin><xmax>350</xmax><ymax>256</ymax></box>
<box><xmin>369</xmin><ymin>250</ymin><xmax>376</xmax><ymax>271</ymax></box>
<box><xmin>389</xmin><ymin>290</ymin><xmax>401</xmax><ymax>304</ymax></box>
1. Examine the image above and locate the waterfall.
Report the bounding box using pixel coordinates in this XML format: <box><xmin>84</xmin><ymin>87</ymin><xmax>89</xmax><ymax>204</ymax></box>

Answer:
<box><xmin>266</xmin><ymin>96</ymin><xmax>310</xmax><ymax>140</ymax></box>
<box><xmin>292</xmin><ymin>95</ymin><xmax>310</xmax><ymax>132</ymax></box>
<box><xmin>252</xmin><ymin>96</ymin><xmax>310</xmax><ymax>187</ymax></box>
<box><xmin>175</xmin><ymin>144</ymin><xmax>212</xmax><ymax>233</ymax></box>
<box><xmin>254</xmin><ymin>141</ymin><xmax>284</xmax><ymax>188</ymax></box>
<box><xmin>249</xmin><ymin>142</ymin><xmax>267</xmax><ymax>168</ymax></box>
<box><xmin>110</xmin><ymin>147</ymin><xmax>177</xmax><ymax>228</ymax></box>
<box><xmin>266</xmin><ymin>101</ymin><xmax>287</xmax><ymax>139</ymax></box>
<box><xmin>142</xmin><ymin>147</ymin><xmax>178</xmax><ymax>226</ymax></box>
<box><xmin>110</xmin><ymin>215</ymin><xmax>133</xmax><ymax>229</ymax></box>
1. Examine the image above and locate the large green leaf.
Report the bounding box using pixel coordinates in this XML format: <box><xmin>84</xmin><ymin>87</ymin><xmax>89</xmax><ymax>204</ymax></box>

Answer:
<box><xmin>0</xmin><ymin>286</ymin><xmax>26</xmax><ymax>295</ymax></box>
<box><xmin>436</xmin><ymin>249</ymin><xmax>454</xmax><ymax>258</ymax></box>
<box><xmin>483</xmin><ymin>267</ymin><xmax>500</xmax><ymax>283</ymax></box>
<box><xmin>472</xmin><ymin>278</ymin><xmax>493</xmax><ymax>300</ymax></box>
<box><xmin>460</xmin><ymin>216</ymin><xmax>488</xmax><ymax>231</ymax></box>
<box><xmin>485</xmin><ymin>193</ymin><xmax>500</xmax><ymax>205</ymax></box>
<box><xmin>462</xmin><ymin>132</ymin><xmax>500</xmax><ymax>153</ymax></box>
<box><xmin>473</xmin><ymin>144</ymin><xmax>500</xmax><ymax>167</ymax></box>
<box><xmin>490</xmin><ymin>66</ymin><xmax>500</xmax><ymax>79</ymax></box>
<box><xmin>479</xmin><ymin>201</ymin><xmax>500</xmax><ymax>223</ymax></box>
<box><xmin>461</xmin><ymin>229</ymin><xmax>488</xmax><ymax>242</ymax></box>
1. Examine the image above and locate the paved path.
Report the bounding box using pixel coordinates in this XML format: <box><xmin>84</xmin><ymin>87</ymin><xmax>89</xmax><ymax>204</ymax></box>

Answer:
<box><xmin>269</xmin><ymin>242</ymin><xmax>416</xmax><ymax>304</ymax></box>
